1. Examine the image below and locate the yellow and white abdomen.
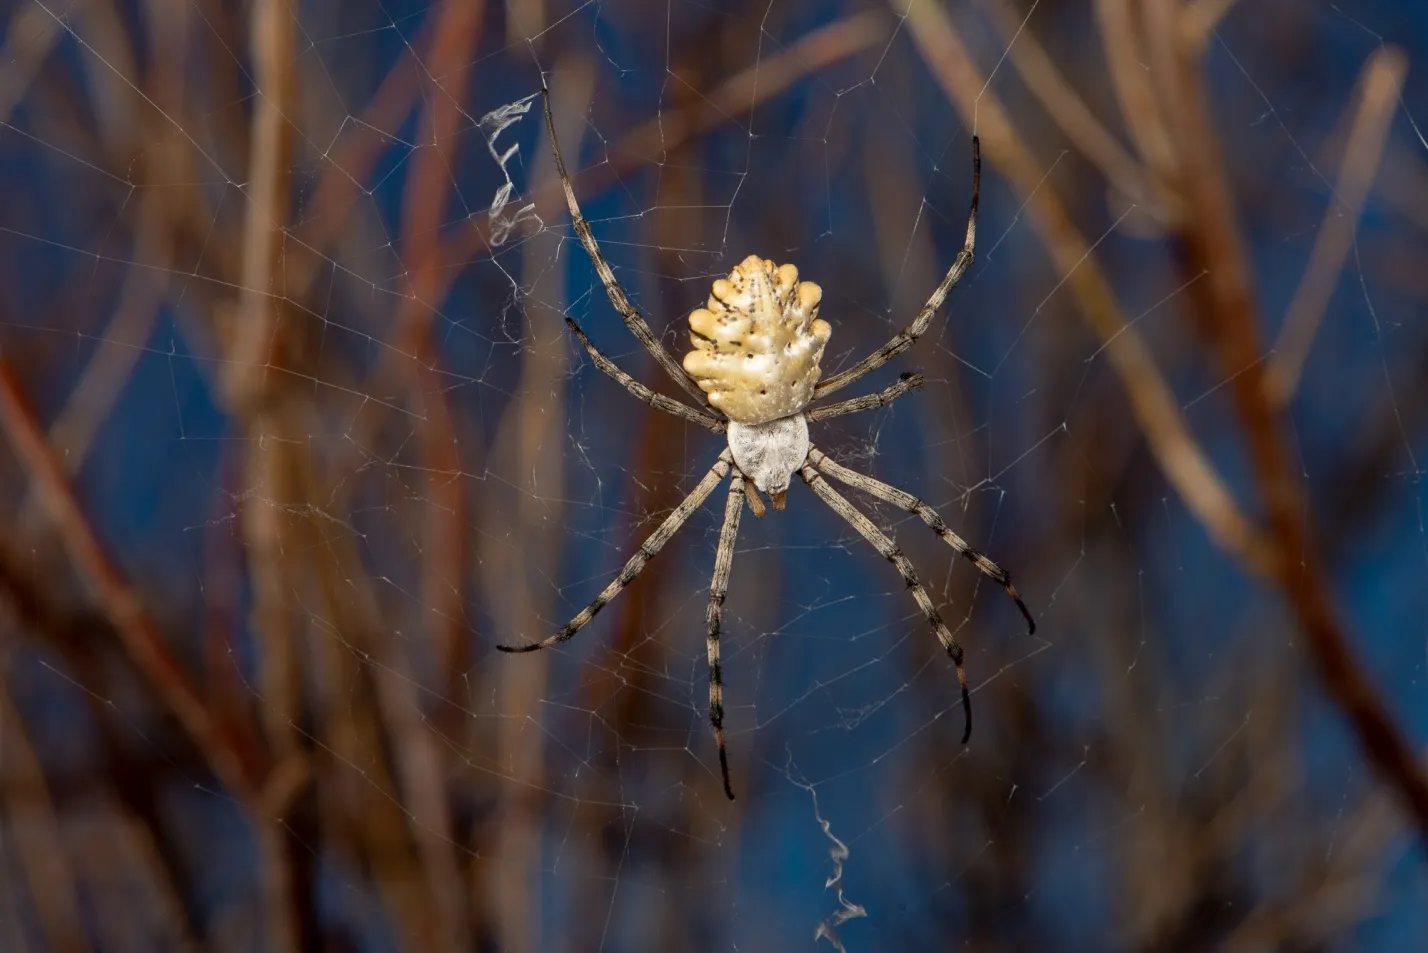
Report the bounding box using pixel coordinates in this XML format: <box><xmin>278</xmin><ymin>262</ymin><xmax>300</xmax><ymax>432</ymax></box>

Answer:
<box><xmin>682</xmin><ymin>255</ymin><xmax>832</xmax><ymax>425</ymax></box>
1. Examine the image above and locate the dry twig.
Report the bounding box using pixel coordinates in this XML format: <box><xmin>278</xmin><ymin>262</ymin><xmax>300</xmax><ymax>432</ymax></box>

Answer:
<box><xmin>382</xmin><ymin>1</ymin><xmax>489</xmax><ymax>947</ymax></box>
<box><xmin>895</xmin><ymin>0</ymin><xmax>1274</xmax><ymax>574</ymax></box>
<box><xmin>1144</xmin><ymin>19</ymin><xmax>1428</xmax><ymax>842</ymax></box>
<box><xmin>228</xmin><ymin>3</ymin><xmax>304</xmax><ymax>950</ymax></box>
<box><xmin>0</xmin><ymin>660</ymin><xmax>96</xmax><ymax>953</ymax></box>
<box><xmin>0</xmin><ymin>357</ymin><xmax>259</xmax><ymax>798</ymax></box>
<box><xmin>980</xmin><ymin>0</ymin><xmax>1160</xmax><ymax>217</ymax></box>
<box><xmin>1265</xmin><ymin>48</ymin><xmax>1407</xmax><ymax>405</ymax></box>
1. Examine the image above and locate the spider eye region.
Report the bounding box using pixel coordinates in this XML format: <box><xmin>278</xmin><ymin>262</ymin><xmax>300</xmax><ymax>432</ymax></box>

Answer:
<box><xmin>683</xmin><ymin>255</ymin><xmax>831</xmax><ymax>424</ymax></box>
<box><xmin>727</xmin><ymin>415</ymin><xmax>809</xmax><ymax>499</ymax></box>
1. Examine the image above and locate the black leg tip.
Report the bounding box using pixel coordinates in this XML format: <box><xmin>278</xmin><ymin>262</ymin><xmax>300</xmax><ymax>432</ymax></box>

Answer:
<box><xmin>960</xmin><ymin>686</ymin><xmax>972</xmax><ymax>744</ymax></box>
<box><xmin>718</xmin><ymin>747</ymin><xmax>736</xmax><ymax>800</ymax></box>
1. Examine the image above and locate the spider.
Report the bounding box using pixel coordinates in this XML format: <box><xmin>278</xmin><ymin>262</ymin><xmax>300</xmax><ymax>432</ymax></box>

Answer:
<box><xmin>498</xmin><ymin>90</ymin><xmax>1036</xmax><ymax>800</ymax></box>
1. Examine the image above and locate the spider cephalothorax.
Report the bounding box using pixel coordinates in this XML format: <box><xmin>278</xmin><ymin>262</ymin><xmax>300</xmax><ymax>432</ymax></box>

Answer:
<box><xmin>499</xmin><ymin>89</ymin><xmax>1035</xmax><ymax>801</ymax></box>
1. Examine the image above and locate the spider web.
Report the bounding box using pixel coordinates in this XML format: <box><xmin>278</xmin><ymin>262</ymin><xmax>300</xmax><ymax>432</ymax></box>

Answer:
<box><xmin>0</xmin><ymin>1</ymin><xmax>1425</xmax><ymax>951</ymax></box>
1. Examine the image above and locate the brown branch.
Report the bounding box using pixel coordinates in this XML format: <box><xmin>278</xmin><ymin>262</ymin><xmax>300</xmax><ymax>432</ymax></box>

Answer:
<box><xmin>284</xmin><ymin>29</ymin><xmax>426</xmax><ymax>301</ymax></box>
<box><xmin>293</xmin><ymin>455</ymin><xmax>449</xmax><ymax>953</ymax></box>
<box><xmin>0</xmin><ymin>2</ymin><xmax>62</xmax><ymax>124</ymax></box>
<box><xmin>1094</xmin><ymin>0</ymin><xmax>1182</xmax><ymax>218</ymax></box>
<box><xmin>1146</xmin><ymin>16</ymin><xmax>1428</xmax><ymax>842</ymax></box>
<box><xmin>895</xmin><ymin>0</ymin><xmax>1275</xmax><ymax>574</ymax></box>
<box><xmin>384</xmin><ymin>1</ymin><xmax>488</xmax><ymax>949</ymax></box>
<box><xmin>0</xmin><ymin>357</ymin><xmax>259</xmax><ymax>799</ymax></box>
<box><xmin>0</xmin><ymin>656</ymin><xmax>96</xmax><ymax>953</ymax></box>
<box><xmin>1179</xmin><ymin>0</ymin><xmax>1243</xmax><ymax>47</ymax></box>
<box><xmin>396</xmin><ymin>0</ymin><xmax>481</xmax><ymax>705</ymax></box>
<box><xmin>1265</xmin><ymin>48</ymin><xmax>1406</xmax><ymax>405</ymax></box>
<box><xmin>17</xmin><ymin>201</ymin><xmax>168</xmax><ymax>543</ymax></box>
<box><xmin>980</xmin><ymin>0</ymin><xmax>1162</xmax><ymax>218</ymax></box>
<box><xmin>229</xmin><ymin>3</ymin><xmax>304</xmax><ymax>952</ymax></box>
<box><xmin>0</xmin><ymin>530</ymin><xmax>211</xmax><ymax>946</ymax></box>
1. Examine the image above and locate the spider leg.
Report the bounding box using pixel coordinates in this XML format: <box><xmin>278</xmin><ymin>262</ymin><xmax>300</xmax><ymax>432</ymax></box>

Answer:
<box><xmin>808</xmin><ymin>448</ymin><xmax>1035</xmax><ymax>635</ymax></box>
<box><xmin>566</xmin><ymin>318</ymin><xmax>726</xmax><ymax>433</ymax></box>
<box><xmin>497</xmin><ymin>450</ymin><xmax>733</xmax><ymax>654</ymax></box>
<box><xmin>805</xmin><ymin>372</ymin><xmax>925</xmax><ymax>423</ymax></box>
<box><xmin>799</xmin><ymin>461</ymin><xmax>973</xmax><ymax>743</ymax></box>
<box><xmin>542</xmin><ymin>87</ymin><xmax>711</xmax><ymax>407</ymax></box>
<box><xmin>814</xmin><ymin>137</ymin><xmax>979</xmax><ymax>400</ymax></box>
<box><xmin>706</xmin><ymin>469</ymin><xmax>746</xmax><ymax>800</ymax></box>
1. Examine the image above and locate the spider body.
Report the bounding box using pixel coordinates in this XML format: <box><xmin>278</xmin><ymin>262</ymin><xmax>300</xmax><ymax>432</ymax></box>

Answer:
<box><xmin>498</xmin><ymin>89</ymin><xmax>1035</xmax><ymax>801</ymax></box>
<box><xmin>687</xmin><ymin>255</ymin><xmax>824</xmax><ymax>506</ymax></box>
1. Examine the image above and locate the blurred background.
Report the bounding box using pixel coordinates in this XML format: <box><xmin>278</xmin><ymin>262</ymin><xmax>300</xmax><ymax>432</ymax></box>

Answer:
<box><xmin>0</xmin><ymin>0</ymin><xmax>1426</xmax><ymax>950</ymax></box>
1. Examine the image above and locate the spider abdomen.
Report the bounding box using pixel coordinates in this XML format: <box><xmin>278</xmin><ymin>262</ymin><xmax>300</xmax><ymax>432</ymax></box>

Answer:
<box><xmin>727</xmin><ymin>414</ymin><xmax>809</xmax><ymax>502</ymax></box>
<box><xmin>683</xmin><ymin>255</ymin><xmax>831</xmax><ymax>424</ymax></box>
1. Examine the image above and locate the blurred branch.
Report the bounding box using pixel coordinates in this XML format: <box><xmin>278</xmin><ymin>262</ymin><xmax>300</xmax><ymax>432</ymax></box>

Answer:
<box><xmin>980</xmin><ymin>0</ymin><xmax>1163</xmax><ymax>218</ymax></box>
<box><xmin>0</xmin><ymin>356</ymin><xmax>260</xmax><ymax>799</ymax></box>
<box><xmin>0</xmin><ymin>656</ymin><xmax>95</xmax><ymax>953</ymax></box>
<box><xmin>228</xmin><ymin>1</ymin><xmax>297</xmax><ymax>416</ymax></box>
<box><xmin>295</xmin><ymin>458</ymin><xmax>450</xmax><ymax>953</ymax></box>
<box><xmin>895</xmin><ymin>0</ymin><xmax>1275</xmax><ymax>574</ymax></box>
<box><xmin>1265</xmin><ymin>48</ymin><xmax>1406</xmax><ymax>405</ymax></box>
<box><xmin>69</xmin><ymin>0</ymin><xmax>141</xmax><ymax>163</ymax></box>
<box><xmin>0</xmin><ymin>530</ymin><xmax>210</xmax><ymax>947</ymax></box>
<box><xmin>384</xmin><ymin>0</ymin><xmax>489</xmax><ymax>948</ymax></box>
<box><xmin>1144</xmin><ymin>11</ymin><xmax>1428</xmax><ymax>843</ymax></box>
<box><xmin>1094</xmin><ymin>0</ymin><xmax>1181</xmax><ymax>218</ymax></box>
<box><xmin>1222</xmin><ymin>751</ymin><xmax>1405</xmax><ymax>951</ymax></box>
<box><xmin>227</xmin><ymin>2</ymin><xmax>304</xmax><ymax>951</ymax></box>
<box><xmin>45</xmin><ymin>224</ymin><xmax>164</xmax><ymax>470</ymax></box>
<box><xmin>1180</xmin><ymin>0</ymin><xmax>1242</xmax><ymax>46</ymax></box>
<box><xmin>17</xmin><ymin>203</ymin><xmax>167</xmax><ymax>542</ymax></box>
<box><xmin>286</xmin><ymin>23</ymin><xmax>426</xmax><ymax>299</ymax></box>
<box><xmin>0</xmin><ymin>2</ymin><xmax>61</xmax><ymax>124</ymax></box>
<box><xmin>397</xmin><ymin>0</ymin><xmax>481</xmax><ymax>695</ymax></box>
